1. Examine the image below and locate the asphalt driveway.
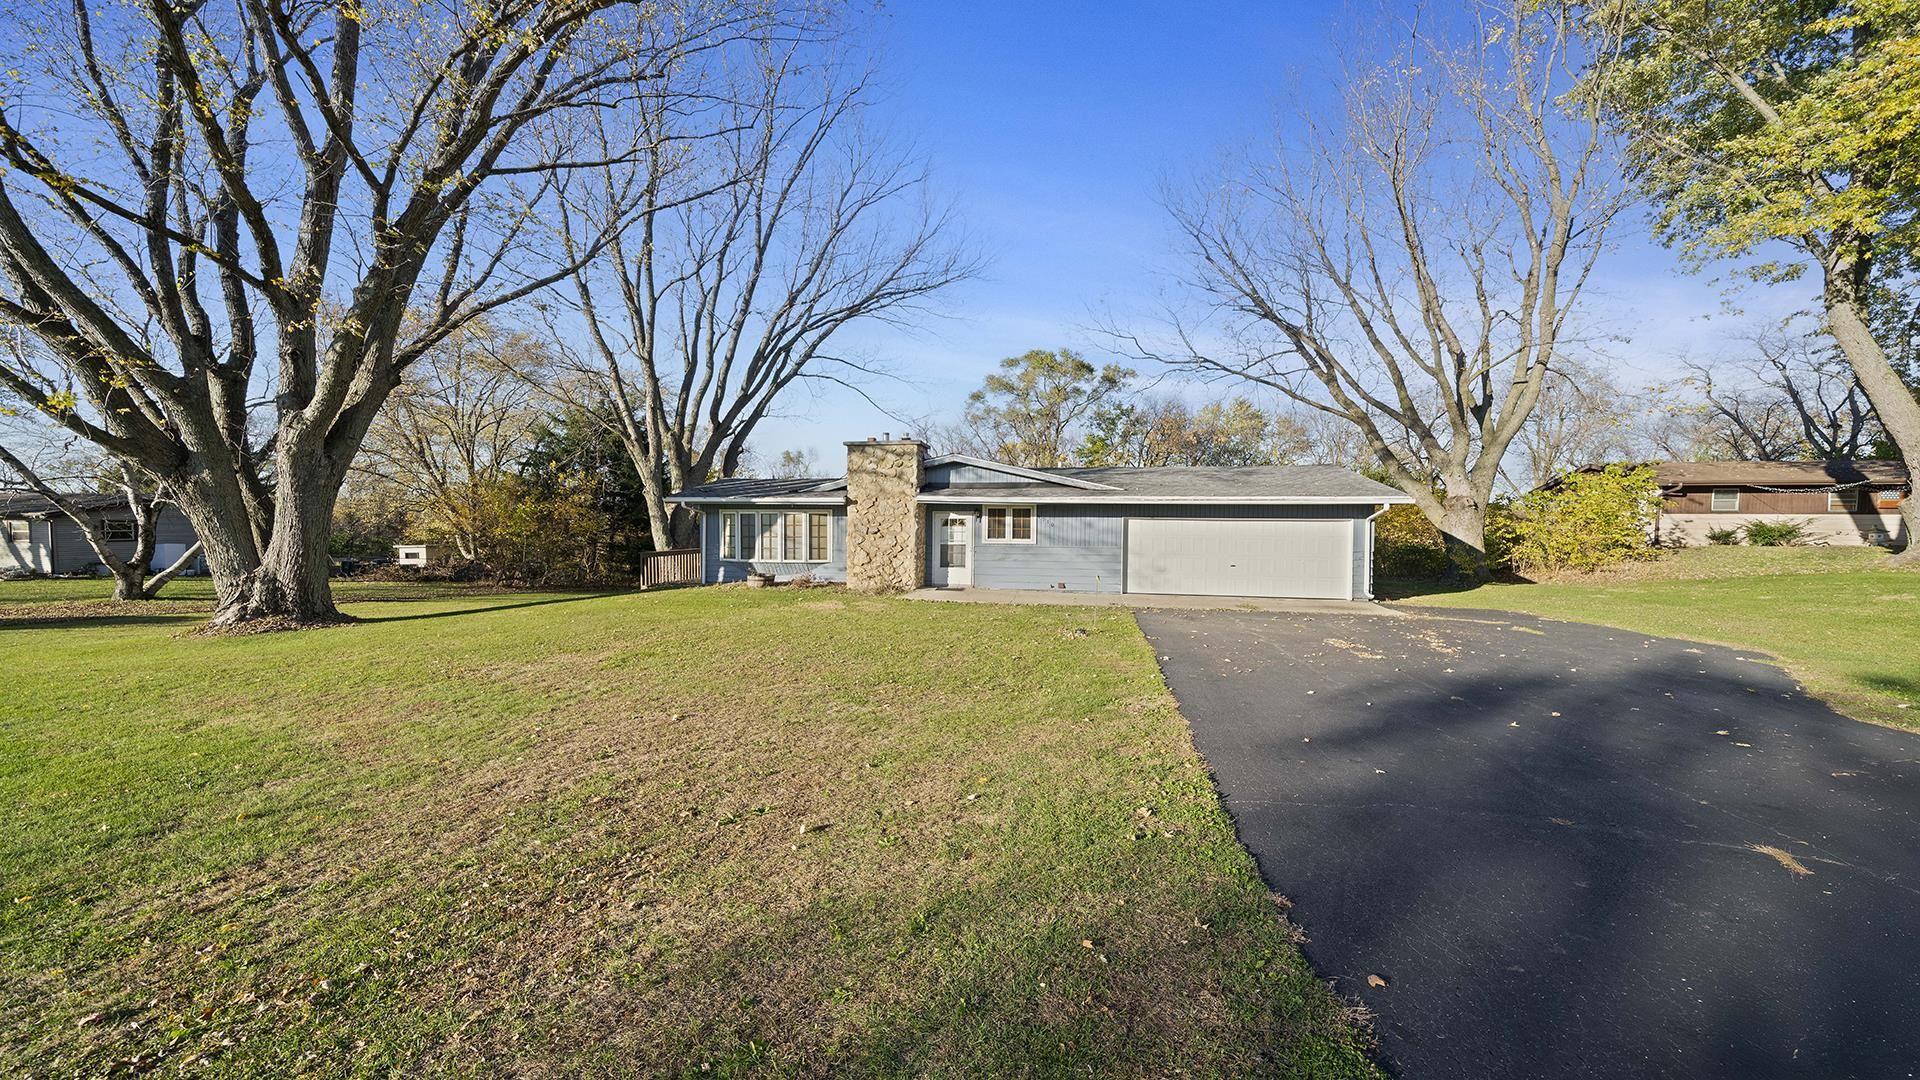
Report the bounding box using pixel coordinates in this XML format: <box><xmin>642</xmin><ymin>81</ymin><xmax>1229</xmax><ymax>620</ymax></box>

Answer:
<box><xmin>1138</xmin><ymin>608</ymin><xmax>1920</xmax><ymax>1080</ymax></box>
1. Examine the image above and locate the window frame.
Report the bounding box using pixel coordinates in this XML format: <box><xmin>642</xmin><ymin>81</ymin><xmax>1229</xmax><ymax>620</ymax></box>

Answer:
<box><xmin>781</xmin><ymin>511</ymin><xmax>805</xmax><ymax>561</ymax></box>
<box><xmin>1876</xmin><ymin>488</ymin><xmax>1906</xmax><ymax>510</ymax></box>
<box><xmin>719</xmin><ymin>509</ymin><xmax>833</xmax><ymax>563</ymax></box>
<box><xmin>4</xmin><ymin>519</ymin><xmax>27</xmax><ymax>541</ymax></box>
<box><xmin>979</xmin><ymin>504</ymin><xmax>1037</xmax><ymax>544</ymax></box>
<box><xmin>99</xmin><ymin>517</ymin><xmax>136</xmax><ymax>541</ymax></box>
<box><xmin>807</xmin><ymin>512</ymin><xmax>830</xmax><ymax>562</ymax></box>
<box><xmin>1709</xmin><ymin>488</ymin><xmax>1741</xmax><ymax>512</ymax></box>
<box><xmin>1828</xmin><ymin>489</ymin><xmax>1860</xmax><ymax>513</ymax></box>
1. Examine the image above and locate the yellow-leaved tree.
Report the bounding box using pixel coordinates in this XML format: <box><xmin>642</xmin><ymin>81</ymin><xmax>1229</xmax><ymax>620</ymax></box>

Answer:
<box><xmin>1587</xmin><ymin>0</ymin><xmax>1920</xmax><ymax>559</ymax></box>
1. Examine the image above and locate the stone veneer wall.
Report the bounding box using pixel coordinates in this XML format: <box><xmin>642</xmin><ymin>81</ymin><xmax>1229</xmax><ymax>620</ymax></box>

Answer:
<box><xmin>844</xmin><ymin>439</ymin><xmax>926</xmax><ymax>592</ymax></box>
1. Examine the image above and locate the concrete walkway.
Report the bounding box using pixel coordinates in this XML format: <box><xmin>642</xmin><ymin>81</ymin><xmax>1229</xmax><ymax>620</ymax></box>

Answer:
<box><xmin>904</xmin><ymin>587</ymin><xmax>1398</xmax><ymax>616</ymax></box>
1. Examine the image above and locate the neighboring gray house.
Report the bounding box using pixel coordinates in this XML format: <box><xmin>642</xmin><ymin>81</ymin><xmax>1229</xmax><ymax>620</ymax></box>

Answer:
<box><xmin>0</xmin><ymin>491</ymin><xmax>203</xmax><ymax>577</ymax></box>
<box><xmin>670</xmin><ymin>438</ymin><xmax>1411</xmax><ymax>600</ymax></box>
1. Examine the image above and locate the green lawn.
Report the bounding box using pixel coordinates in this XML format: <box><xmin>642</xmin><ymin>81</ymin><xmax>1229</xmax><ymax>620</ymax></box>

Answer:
<box><xmin>1395</xmin><ymin>547</ymin><xmax>1920</xmax><ymax>729</ymax></box>
<box><xmin>0</xmin><ymin>584</ymin><xmax>1378</xmax><ymax>1077</ymax></box>
<box><xmin>0</xmin><ymin>575</ymin><xmax>508</xmax><ymax>609</ymax></box>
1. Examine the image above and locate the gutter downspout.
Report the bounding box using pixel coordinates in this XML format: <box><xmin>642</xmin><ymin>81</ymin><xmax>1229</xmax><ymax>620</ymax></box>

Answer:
<box><xmin>1362</xmin><ymin>504</ymin><xmax>1391</xmax><ymax>601</ymax></box>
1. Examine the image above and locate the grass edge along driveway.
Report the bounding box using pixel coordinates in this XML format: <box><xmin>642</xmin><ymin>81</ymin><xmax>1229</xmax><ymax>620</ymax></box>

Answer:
<box><xmin>0</xmin><ymin>585</ymin><xmax>1380</xmax><ymax>1078</ymax></box>
<box><xmin>1396</xmin><ymin>552</ymin><xmax>1920</xmax><ymax>731</ymax></box>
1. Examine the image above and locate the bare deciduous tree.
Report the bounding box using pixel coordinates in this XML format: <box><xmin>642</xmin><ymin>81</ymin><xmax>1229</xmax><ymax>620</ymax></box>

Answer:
<box><xmin>1745</xmin><ymin>329</ymin><xmax>1883</xmax><ymax>459</ymax></box>
<box><xmin>0</xmin><ymin>0</ymin><xmax>765</xmax><ymax>627</ymax></box>
<box><xmin>1507</xmin><ymin>357</ymin><xmax>1637</xmax><ymax>489</ymax></box>
<box><xmin>1650</xmin><ymin>327</ymin><xmax>1887</xmax><ymax>462</ymax></box>
<box><xmin>1130</xmin><ymin>2</ymin><xmax>1625</xmax><ymax>577</ymax></box>
<box><xmin>355</xmin><ymin>320</ymin><xmax>550</xmax><ymax>560</ymax></box>
<box><xmin>557</xmin><ymin>35</ymin><xmax>976</xmax><ymax>548</ymax></box>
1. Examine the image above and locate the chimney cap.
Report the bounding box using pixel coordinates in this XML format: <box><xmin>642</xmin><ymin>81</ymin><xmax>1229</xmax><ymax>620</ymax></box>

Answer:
<box><xmin>844</xmin><ymin>435</ymin><xmax>927</xmax><ymax>448</ymax></box>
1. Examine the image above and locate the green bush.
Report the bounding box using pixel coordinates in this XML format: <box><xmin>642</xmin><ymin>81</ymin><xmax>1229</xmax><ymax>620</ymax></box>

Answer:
<box><xmin>1705</xmin><ymin>525</ymin><xmax>1743</xmax><ymax>545</ymax></box>
<box><xmin>1504</xmin><ymin>464</ymin><xmax>1660</xmax><ymax>574</ymax></box>
<box><xmin>1741</xmin><ymin>519</ymin><xmax>1813</xmax><ymax>546</ymax></box>
<box><xmin>1373</xmin><ymin>503</ymin><xmax>1453</xmax><ymax>579</ymax></box>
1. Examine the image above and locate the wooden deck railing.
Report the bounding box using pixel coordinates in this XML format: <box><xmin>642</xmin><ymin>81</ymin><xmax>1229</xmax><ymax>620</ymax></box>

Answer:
<box><xmin>636</xmin><ymin>547</ymin><xmax>702</xmax><ymax>588</ymax></box>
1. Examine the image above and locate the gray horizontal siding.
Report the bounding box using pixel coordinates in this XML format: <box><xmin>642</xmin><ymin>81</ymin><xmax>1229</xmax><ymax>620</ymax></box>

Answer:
<box><xmin>0</xmin><ymin>520</ymin><xmax>51</xmax><ymax>573</ymax></box>
<box><xmin>46</xmin><ymin>505</ymin><xmax>203</xmax><ymax>574</ymax></box>
<box><xmin>701</xmin><ymin>505</ymin><xmax>848</xmax><ymax>584</ymax></box>
<box><xmin>955</xmin><ymin>502</ymin><xmax>1373</xmax><ymax>593</ymax></box>
<box><xmin>51</xmin><ymin>518</ymin><xmax>104</xmax><ymax>573</ymax></box>
<box><xmin>924</xmin><ymin>462</ymin><xmax>1031</xmax><ymax>488</ymax></box>
<box><xmin>155</xmin><ymin>506</ymin><xmax>196</xmax><ymax>546</ymax></box>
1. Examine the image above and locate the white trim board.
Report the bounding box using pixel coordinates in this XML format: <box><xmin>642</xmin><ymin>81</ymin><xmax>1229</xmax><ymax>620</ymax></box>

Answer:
<box><xmin>915</xmin><ymin>494</ymin><xmax>1413</xmax><ymax>506</ymax></box>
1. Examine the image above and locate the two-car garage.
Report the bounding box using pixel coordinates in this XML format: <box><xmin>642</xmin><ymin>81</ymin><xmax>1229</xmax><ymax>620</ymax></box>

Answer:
<box><xmin>1123</xmin><ymin>516</ymin><xmax>1364</xmax><ymax>600</ymax></box>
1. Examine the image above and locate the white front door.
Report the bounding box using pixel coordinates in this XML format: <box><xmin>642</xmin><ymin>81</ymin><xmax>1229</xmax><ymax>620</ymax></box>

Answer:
<box><xmin>928</xmin><ymin>511</ymin><xmax>973</xmax><ymax>587</ymax></box>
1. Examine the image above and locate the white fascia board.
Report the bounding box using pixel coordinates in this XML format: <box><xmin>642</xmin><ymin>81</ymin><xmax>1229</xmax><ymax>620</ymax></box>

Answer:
<box><xmin>914</xmin><ymin>493</ymin><xmax>1416</xmax><ymax>506</ymax></box>
<box><xmin>671</xmin><ymin>496</ymin><xmax>847</xmax><ymax>506</ymax></box>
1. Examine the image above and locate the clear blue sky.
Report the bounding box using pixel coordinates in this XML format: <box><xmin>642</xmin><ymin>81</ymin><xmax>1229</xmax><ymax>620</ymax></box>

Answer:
<box><xmin>749</xmin><ymin>0</ymin><xmax>1810</xmax><ymax>468</ymax></box>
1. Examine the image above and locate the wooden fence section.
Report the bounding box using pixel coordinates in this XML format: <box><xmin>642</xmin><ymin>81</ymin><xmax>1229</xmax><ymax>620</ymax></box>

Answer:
<box><xmin>636</xmin><ymin>548</ymin><xmax>702</xmax><ymax>588</ymax></box>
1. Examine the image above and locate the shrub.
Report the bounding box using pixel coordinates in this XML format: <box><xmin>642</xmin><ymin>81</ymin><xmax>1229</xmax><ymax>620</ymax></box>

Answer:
<box><xmin>1705</xmin><ymin>525</ymin><xmax>1743</xmax><ymax>545</ymax></box>
<box><xmin>1373</xmin><ymin>503</ymin><xmax>1453</xmax><ymax>579</ymax></box>
<box><xmin>1504</xmin><ymin>464</ymin><xmax>1660</xmax><ymax>574</ymax></box>
<box><xmin>1741</xmin><ymin>519</ymin><xmax>1813</xmax><ymax>546</ymax></box>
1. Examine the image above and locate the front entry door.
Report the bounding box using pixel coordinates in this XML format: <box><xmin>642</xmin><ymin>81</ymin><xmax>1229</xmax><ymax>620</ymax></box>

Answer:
<box><xmin>929</xmin><ymin>512</ymin><xmax>973</xmax><ymax>588</ymax></box>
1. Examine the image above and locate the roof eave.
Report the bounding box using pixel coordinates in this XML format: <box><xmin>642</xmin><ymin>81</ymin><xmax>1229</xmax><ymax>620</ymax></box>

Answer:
<box><xmin>914</xmin><ymin>493</ymin><xmax>1414</xmax><ymax>505</ymax></box>
<box><xmin>670</xmin><ymin>494</ymin><xmax>849</xmax><ymax>506</ymax></box>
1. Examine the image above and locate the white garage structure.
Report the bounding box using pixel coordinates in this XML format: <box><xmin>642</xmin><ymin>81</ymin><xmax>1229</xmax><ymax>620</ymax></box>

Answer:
<box><xmin>1125</xmin><ymin>516</ymin><xmax>1361</xmax><ymax>599</ymax></box>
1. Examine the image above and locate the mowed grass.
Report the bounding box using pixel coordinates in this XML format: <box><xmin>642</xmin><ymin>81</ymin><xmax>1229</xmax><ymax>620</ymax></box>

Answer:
<box><xmin>1396</xmin><ymin>547</ymin><xmax>1920</xmax><ymax>729</ymax></box>
<box><xmin>0</xmin><ymin>576</ymin><xmax>506</xmax><ymax>611</ymax></box>
<box><xmin>0</xmin><ymin>584</ymin><xmax>1378</xmax><ymax>1077</ymax></box>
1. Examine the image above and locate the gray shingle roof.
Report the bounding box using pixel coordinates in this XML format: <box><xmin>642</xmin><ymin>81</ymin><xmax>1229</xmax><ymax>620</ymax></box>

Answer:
<box><xmin>670</xmin><ymin>476</ymin><xmax>842</xmax><ymax>502</ymax></box>
<box><xmin>0</xmin><ymin>490</ymin><xmax>133</xmax><ymax>518</ymax></box>
<box><xmin>1037</xmin><ymin>465</ymin><xmax>1409</xmax><ymax>501</ymax></box>
<box><xmin>671</xmin><ymin>463</ymin><xmax>1406</xmax><ymax>504</ymax></box>
<box><xmin>1649</xmin><ymin>460</ymin><xmax>1909</xmax><ymax>487</ymax></box>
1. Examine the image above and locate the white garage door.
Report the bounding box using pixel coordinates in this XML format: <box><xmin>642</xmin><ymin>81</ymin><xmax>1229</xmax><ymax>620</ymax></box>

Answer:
<box><xmin>1125</xmin><ymin>517</ymin><xmax>1354</xmax><ymax>599</ymax></box>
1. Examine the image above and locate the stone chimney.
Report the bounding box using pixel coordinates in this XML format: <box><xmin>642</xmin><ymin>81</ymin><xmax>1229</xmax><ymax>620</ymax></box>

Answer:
<box><xmin>844</xmin><ymin>437</ymin><xmax>926</xmax><ymax>592</ymax></box>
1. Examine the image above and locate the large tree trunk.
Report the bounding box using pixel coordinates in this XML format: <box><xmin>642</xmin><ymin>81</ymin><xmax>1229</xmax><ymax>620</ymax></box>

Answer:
<box><xmin>170</xmin><ymin>470</ymin><xmax>265</xmax><ymax>609</ymax></box>
<box><xmin>110</xmin><ymin>566</ymin><xmax>148</xmax><ymax>602</ymax></box>
<box><xmin>1825</xmin><ymin>273</ymin><xmax>1920</xmax><ymax>562</ymax></box>
<box><xmin>195</xmin><ymin>443</ymin><xmax>343</xmax><ymax>629</ymax></box>
<box><xmin>1434</xmin><ymin>498</ymin><xmax>1492</xmax><ymax>584</ymax></box>
<box><xmin>667</xmin><ymin>505</ymin><xmax>699</xmax><ymax>549</ymax></box>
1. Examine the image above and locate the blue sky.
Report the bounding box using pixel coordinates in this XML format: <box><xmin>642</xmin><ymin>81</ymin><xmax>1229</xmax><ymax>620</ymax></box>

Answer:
<box><xmin>748</xmin><ymin>0</ymin><xmax>1811</xmax><ymax>467</ymax></box>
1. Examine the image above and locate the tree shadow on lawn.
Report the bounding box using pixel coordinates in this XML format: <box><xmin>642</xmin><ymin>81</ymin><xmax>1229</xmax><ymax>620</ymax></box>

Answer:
<box><xmin>0</xmin><ymin>590</ymin><xmax>632</xmax><ymax>633</ymax></box>
<box><xmin>0</xmin><ymin>611</ymin><xmax>210</xmax><ymax>631</ymax></box>
<box><xmin>1373</xmin><ymin>575</ymin><xmax>1536</xmax><ymax>601</ymax></box>
<box><xmin>1186</xmin><ymin>620</ymin><xmax>1920</xmax><ymax>1079</ymax></box>
<box><xmin>347</xmin><ymin>592</ymin><xmax>624</xmax><ymax>624</ymax></box>
<box><xmin>1859</xmin><ymin>672</ymin><xmax>1920</xmax><ymax>702</ymax></box>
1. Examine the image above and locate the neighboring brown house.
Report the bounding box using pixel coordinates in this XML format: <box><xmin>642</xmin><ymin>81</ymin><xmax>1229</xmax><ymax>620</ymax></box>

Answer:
<box><xmin>1643</xmin><ymin>460</ymin><xmax>1910</xmax><ymax>548</ymax></box>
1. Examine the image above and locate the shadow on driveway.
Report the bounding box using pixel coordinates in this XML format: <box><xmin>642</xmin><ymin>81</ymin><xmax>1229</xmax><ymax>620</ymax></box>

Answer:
<box><xmin>1139</xmin><ymin>607</ymin><xmax>1920</xmax><ymax>1080</ymax></box>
